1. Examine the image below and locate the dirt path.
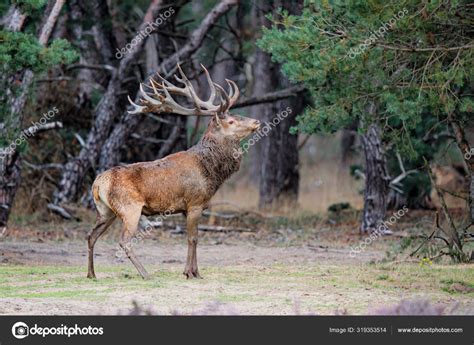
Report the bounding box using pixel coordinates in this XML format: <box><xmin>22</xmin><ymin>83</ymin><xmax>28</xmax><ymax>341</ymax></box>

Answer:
<box><xmin>1</xmin><ymin>238</ymin><xmax>381</xmax><ymax>267</ymax></box>
<box><xmin>0</xmin><ymin>239</ymin><xmax>472</xmax><ymax>315</ymax></box>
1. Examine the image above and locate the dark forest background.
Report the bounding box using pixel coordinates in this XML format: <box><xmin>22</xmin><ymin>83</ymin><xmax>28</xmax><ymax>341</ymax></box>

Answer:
<box><xmin>1</xmin><ymin>0</ymin><xmax>473</xmax><ymax>262</ymax></box>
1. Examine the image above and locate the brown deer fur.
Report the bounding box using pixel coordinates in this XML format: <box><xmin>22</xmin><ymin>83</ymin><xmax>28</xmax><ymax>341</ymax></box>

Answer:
<box><xmin>87</xmin><ymin>65</ymin><xmax>260</xmax><ymax>279</ymax></box>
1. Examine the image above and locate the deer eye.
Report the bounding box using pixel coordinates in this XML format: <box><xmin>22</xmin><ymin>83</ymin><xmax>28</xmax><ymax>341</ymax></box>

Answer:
<box><xmin>228</xmin><ymin>120</ymin><xmax>234</xmax><ymax>124</ymax></box>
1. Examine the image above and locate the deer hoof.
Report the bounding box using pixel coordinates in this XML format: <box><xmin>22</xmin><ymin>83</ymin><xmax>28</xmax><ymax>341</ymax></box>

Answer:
<box><xmin>183</xmin><ymin>270</ymin><xmax>202</xmax><ymax>279</ymax></box>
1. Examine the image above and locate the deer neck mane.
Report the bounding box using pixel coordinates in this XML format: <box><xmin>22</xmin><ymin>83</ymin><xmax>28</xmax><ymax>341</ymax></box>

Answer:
<box><xmin>189</xmin><ymin>132</ymin><xmax>242</xmax><ymax>194</ymax></box>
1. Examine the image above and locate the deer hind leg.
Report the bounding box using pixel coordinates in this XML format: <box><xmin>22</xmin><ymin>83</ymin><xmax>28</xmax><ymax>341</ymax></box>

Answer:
<box><xmin>184</xmin><ymin>207</ymin><xmax>203</xmax><ymax>279</ymax></box>
<box><xmin>117</xmin><ymin>204</ymin><xmax>150</xmax><ymax>280</ymax></box>
<box><xmin>87</xmin><ymin>204</ymin><xmax>116</xmax><ymax>279</ymax></box>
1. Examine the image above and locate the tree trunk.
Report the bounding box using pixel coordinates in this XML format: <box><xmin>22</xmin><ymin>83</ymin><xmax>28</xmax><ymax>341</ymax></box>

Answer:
<box><xmin>96</xmin><ymin>0</ymin><xmax>238</xmax><ymax>173</ymax></box>
<box><xmin>0</xmin><ymin>152</ymin><xmax>21</xmax><ymax>230</ymax></box>
<box><xmin>360</xmin><ymin>120</ymin><xmax>390</xmax><ymax>233</ymax></box>
<box><xmin>69</xmin><ymin>0</ymin><xmax>108</xmax><ymax>108</ymax></box>
<box><xmin>53</xmin><ymin>0</ymin><xmax>164</xmax><ymax>204</ymax></box>
<box><xmin>249</xmin><ymin>1</ymin><xmax>272</xmax><ymax>184</ymax></box>
<box><xmin>1</xmin><ymin>5</ymin><xmax>26</xmax><ymax>31</ymax></box>
<box><xmin>251</xmin><ymin>0</ymin><xmax>302</xmax><ymax>210</ymax></box>
<box><xmin>258</xmin><ymin>77</ymin><xmax>301</xmax><ymax>210</ymax></box>
<box><xmin>0</xmin><ymin>0</ymin><xmax>65</xmax><ymax>227</ymax></box>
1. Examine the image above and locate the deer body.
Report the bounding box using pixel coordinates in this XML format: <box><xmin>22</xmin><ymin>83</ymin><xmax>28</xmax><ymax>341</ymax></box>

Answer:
<box><xmin>87</xmin><ymin>64</ymin><xmax>259</xmax><ymax>279</ymax></box>
<box><xmin>92</xmin><ymin>125</ymin><xmax>242</xmax><ymax>218</ymax></box>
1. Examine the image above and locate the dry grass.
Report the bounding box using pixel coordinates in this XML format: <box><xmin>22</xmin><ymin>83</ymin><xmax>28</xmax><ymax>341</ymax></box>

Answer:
<box><xmin>0</xmin><ymin>256</ymin><xmax>472</xmax><ymax>315</ymax></box>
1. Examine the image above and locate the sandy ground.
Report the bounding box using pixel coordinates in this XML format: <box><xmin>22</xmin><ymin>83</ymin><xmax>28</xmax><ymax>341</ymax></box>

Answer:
<box><xmin>0</xmin><ymin>239</ymin><xmax>472</xmax><ymax>315</ymax></box>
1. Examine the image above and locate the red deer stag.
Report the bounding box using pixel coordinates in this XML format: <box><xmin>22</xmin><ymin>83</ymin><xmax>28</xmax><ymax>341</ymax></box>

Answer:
<box><xmin>87</xmin><ymin>64</ymin><xmax>260</xmax><ymax>279</ymax></box>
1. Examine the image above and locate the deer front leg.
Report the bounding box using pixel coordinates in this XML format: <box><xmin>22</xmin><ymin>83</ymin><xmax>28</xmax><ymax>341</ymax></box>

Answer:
<box><xmin>184</xmin><ymin>207</ymin><xmax>202</xmax><ymax>279</ymax></box>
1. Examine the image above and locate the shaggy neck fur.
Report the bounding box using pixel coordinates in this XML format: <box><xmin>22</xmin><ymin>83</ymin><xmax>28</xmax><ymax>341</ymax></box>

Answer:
<box><xmin>189</xmin><ymin>132</ymin><xmax>242</xmax><ymax>195</ymax></box>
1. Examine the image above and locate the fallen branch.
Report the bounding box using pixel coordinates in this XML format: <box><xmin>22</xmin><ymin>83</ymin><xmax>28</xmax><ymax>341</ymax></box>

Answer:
<box><xmin>202</xmin><ymin>210</ymin><xmax>239</xmax><ymax>220</ymax></box>
<box><xmin>198</xmin><ymin>224</ymin><xmax>253</xmax><ymax>232</ymax></box>
<box><xmin>47</xmin><ymin>203</ymin><xmax>79</xmax><ymax>221</ymax></box>
<box><xmin>23</xmin><ymin>121</ymin><xmax>63</xmax><ymax>136</ymax></box>
<box><xmin>208</xmin><ymin>201</ymin><xmax>271</xmax><ymax>219</ymax></box>
<box><xmin>148</xmin><ymin>220</ymin><xmax>253</xmax><ymax>232</ymax></box>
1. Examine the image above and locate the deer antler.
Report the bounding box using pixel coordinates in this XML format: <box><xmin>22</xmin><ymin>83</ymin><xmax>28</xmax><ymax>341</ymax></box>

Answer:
<box><xmin>128</xmin><ymin>64</ymin><xmax>240</xmax><ymax>116</ymax></box>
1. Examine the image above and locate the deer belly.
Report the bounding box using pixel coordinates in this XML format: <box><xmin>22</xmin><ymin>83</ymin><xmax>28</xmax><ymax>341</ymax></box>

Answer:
<box><xmin>141</xmin><ymin>198</ymin><xmax>186</xmax><ymax>216</ymax></box>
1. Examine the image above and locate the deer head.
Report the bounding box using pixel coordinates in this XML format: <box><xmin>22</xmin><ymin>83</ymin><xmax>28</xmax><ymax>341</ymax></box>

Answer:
<box><xmin>128</xmin><ymin>64</ymin><xmax>260</xmax><ymax>142</ymax></box>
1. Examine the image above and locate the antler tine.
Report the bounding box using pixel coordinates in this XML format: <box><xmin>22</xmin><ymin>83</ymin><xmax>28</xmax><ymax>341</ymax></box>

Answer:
<box><xmin>160</xmin><ymin>83</ymin><xmax>198</xmax><ymax>115</ymax></box>
<box><xmin>225</xmin><ymin>79</ymin><xmax>240</xmax><ymax>107</ymax></box>
<box><xmin>175</xmin><ymin>64</ymin><xmax>209</xmax><ymax>110</ymax></box>
<box><xmin>156</xmin><ymin>72</ymin><xmax>175</xmax><ymax>88</ymax></box>
<box><xmin>127</xmin><ymin>95</ymin><xmax>147</xmax><ymax>114</ymax></box>
<box><xmin>139</xmin><ymin>83</ymin><xmax>162</xmax><ymax>105</ymax></box>
<box><xmin>200</xmin><ymin>64</ymin><xmax>217</xmax><ymax>105</ymax></box>
<box><xmin>175</xmin><ymin>64</ymin><xmax>193</xmax><ymax>89</ymax></box>
<box><xmin>174</xmin><ymin>63</ymin><xmax>223</xmax><ymax>113</ymax></box>
<box><xmin>128</xmin><ymin>63</ymin><xmax>237</xmax><ymax>116</ymax></box>
<box><xmin>214</xmin><ymin>83</ymin><xmax>230</xmax><ymax>114</ymax></box>
<box><xmin>149</xmin><ymin>78</ymin><xmax>161</xmax><ymax>93</ymax></box>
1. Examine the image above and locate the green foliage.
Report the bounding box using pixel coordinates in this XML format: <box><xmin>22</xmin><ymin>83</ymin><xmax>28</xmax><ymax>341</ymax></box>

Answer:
<box><xmin>258</xmin><ymin>0</ymin><xmax>474</xmax><ymax>157</ymax></box>
<box><xmin>0</xmin><ymin>30</ymin><xmax>78</xmax><ymax>141</ymax></box>
<box><xmin>12</xmin><ymin>0</ymin><xmax>48</xmax><ymax>14</ymax></box>
<box><xmin>0</xmin><ymin>30</ymin><xmax>78</xmax><ymax>75</ymax></box>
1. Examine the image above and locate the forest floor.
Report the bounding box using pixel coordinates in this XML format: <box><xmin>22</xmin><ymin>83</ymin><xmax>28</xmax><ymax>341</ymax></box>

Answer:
<box><xmin>0</xmin><ymin>211</ymin><xmax>473</xmax><ymax>315</ymax></box>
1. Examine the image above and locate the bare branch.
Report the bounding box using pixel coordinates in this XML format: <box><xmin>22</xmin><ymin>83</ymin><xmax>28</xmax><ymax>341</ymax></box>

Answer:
<box><xmin>158</xmin><ymin>0</ymin><xmax>238</xmax><ymax>73</ymax></box>
<box><xmin>23</xmin><ymin>121</ymin><xmax>63</xmax><ymax>136</ymax></box>
<box><xmin>233</xmin><ymin>85</ymin><xmax>306</xmax><ymax>108</ymax></box>
<box><xmin>131</xmin><ymin>133</ymin><xmax>169</xmax><ymax>145</ymax></box>
<box><xmin>66</xmin><ymin>64</ymin><xmax>116</xmax><ymax>73</ymax></box>
<box><xmin>23</xmin><ymin>161</ymin><xmax>63</xmax><ymax>170</ymax></box>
